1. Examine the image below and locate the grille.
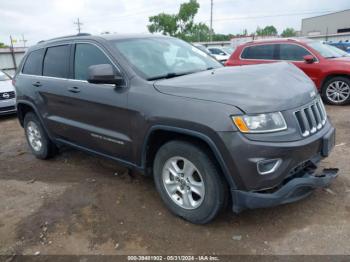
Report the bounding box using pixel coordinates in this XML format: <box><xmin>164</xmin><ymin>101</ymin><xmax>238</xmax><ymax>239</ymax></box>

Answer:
<box><xmin>0</xmin><ymin>91</ymin><xmax>15</xmax><ymax>100</ymax></box>
<box><xmin>294</xmin><ymin>98</ymin><xmax>327</xmax><ymax>137</ymax></box>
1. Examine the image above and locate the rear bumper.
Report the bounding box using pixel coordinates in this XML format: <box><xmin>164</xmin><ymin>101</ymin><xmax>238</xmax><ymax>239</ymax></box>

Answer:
<box><xmin>232</xmin><ymin>167</ymin><xmax>338</xmax><ymax>213</ymax></box>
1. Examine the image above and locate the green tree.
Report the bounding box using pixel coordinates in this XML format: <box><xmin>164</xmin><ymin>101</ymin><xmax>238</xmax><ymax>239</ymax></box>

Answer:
<box><xmin>190</xmin><ymin>22</ymin><xmax>211</xmax><ymax>42</ymax></box>
<box><xmin>148</xmin><ymin>0</ymin><xmax>202</xmax><ymax>41</ymax></box>
<box><xmin>148</xmin><ymin>13</ymin><xmax>178</xmax><ymax>36</ymax></box>
<box><xmin>256</xmin><ymin>25</ymin><xmax>278</xmax><ymax>36</ymax></box>
<box><xmin>0</xmin><ymin>42</ymin><xmax>8</xmax><ymax>48</ymax></box>
<box><xmin>281</xmin><ymin>28</ymin><xmax>297</xmax><ymax>37</ymax></box>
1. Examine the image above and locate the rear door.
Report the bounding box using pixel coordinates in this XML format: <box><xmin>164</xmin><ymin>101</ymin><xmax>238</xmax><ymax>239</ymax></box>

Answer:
<box><xmin>239</xmin><ymin>44</ymin><xmax>278</xmax><ymax>65</ymax></box>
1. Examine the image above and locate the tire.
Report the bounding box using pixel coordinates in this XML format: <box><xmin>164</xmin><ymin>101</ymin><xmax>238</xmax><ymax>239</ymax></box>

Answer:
<box><xmin>322</xmin><ymin>76</ymin><xmax>350</xmax><ymax>105</ymax></box>
<box><xmin>24</xmin><ymin>112</ymin><xmax>57</xmax><ymax>159</ymax></box>
<box><xmin>153</xmin><ymin>140</ymin><xmax>227</xmax><ymax>224</ymax></box>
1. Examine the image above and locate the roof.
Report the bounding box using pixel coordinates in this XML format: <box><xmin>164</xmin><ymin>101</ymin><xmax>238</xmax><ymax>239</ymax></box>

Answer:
<box><xmin>37</xmin><ymin>33</ymin><xmax>166</xmax><ymax>45</ymax></box>
<box><xmin>302</xmin><ymin>9</ymin><xmax>350</xmax><ymax>21</ymax></box>
<box><xmin>245</xmin><ymin>37</ymin><xmax>313</xmax><ymax>45</ymax></box>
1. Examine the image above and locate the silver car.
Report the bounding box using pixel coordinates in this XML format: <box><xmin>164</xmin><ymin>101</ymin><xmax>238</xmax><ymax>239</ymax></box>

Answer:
<box><xmin>0</xmin><ymin>70</ymin><xmax>16</xmax><ymax>115</ymax></box>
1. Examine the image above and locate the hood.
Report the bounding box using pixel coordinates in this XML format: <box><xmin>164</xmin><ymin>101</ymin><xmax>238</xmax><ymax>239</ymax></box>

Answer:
<box><xmin>330</xmin><ymin>56</ymin><xmax>350</xmax><ymax>63</ymax></box>
<box><xmin>154</xmin><ymin>62</ymin><xmax>317</xmax><ymax>114</ymax></box>
<box><xmin>0</xmin><ymin>80</ymin><xmax>14</xmax><ymax>93</ymax></box>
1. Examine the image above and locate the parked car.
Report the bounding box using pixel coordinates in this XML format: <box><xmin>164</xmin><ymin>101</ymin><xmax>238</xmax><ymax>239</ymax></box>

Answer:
<box><xmin>13</xmin><ymin>34</ymin><xmax>337</xmax><ymax>224</ymax></box>
<box><xmin>207</xmin><ymin>46</ymin><xmax>232</xmax><ymax>63</ymax></box>
<box><xmin>193</xmin><ymin>43</ymin><xmax>212</xmax><ymax>56</ymax></box>
<box><xmin>328</xmin><ymin>42</ymin><xmax>350</xmax><ymax>53</ymax></box>
<box><xmin>0</xmin><ymin>70</ymin><xmax>16</xmax><ymax>115</ymax></box>
<box><xmin>226</xmin><ymin>38</ymin><xmax>350</xmax><ymax>105</ymax></box>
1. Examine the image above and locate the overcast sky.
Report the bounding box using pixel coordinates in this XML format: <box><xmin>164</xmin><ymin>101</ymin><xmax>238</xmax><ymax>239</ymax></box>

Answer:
<box><xmin>1</xmin><ymin>0</ymin><xmax>349</xmax><ymax>46</ymax></box>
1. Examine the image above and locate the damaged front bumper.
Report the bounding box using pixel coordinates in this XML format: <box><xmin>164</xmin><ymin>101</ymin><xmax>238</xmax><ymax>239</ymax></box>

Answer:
<box><xmin>232</xmin><ymin>167</ymin><xmax>338</xmax><ymax>213</ymax></box>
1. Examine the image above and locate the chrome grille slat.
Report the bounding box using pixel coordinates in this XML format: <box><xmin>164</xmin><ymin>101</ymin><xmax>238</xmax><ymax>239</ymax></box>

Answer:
<box><xmin>294</xmin><ymin>98</ymin><xmax>327</xmax><ymax>137</ymax></box>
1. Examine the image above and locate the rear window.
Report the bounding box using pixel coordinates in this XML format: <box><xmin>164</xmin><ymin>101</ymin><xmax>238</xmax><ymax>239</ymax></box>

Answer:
<box><xmin>22</xmin><ymin>49</ymin><xmax>45</xmax><ymax>75</ymax></box>
<box><xmin>278</xmin><ymin>44</ymin><xmax>311</xmax><ymax>61</ymax></box>
<box><xmin>43</xmin><ymin>45</ymin><xmax>70</xmax><ymax>78</ymax></box>
<box><xmin>241</xmin><ymin>44</ymin><xmax>276</xmax><ymax>60</ymax></box>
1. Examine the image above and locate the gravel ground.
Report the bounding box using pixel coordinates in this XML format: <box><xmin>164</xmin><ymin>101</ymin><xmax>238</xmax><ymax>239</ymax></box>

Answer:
<box><xmin>0</xmin><ymin>105</ymin><xmax>349</xmax><ymax>256</ymax></box>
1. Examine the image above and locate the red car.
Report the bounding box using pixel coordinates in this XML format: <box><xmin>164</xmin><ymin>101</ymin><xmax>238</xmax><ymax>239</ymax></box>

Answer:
<box><xmin>226</xmin><ymin>38</ymin><xmax>350</xmax><ymax>105</ymax></box>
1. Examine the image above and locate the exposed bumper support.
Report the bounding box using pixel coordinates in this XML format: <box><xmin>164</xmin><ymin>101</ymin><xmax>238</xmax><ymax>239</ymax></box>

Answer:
<box><xmin>232</xmin><ymin>168</ymin><xmax>339</xmax><ymax>213</ymax></box>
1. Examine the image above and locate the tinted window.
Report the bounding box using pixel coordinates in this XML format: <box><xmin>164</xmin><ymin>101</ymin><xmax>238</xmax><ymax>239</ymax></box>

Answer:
<box><xmin>74</xmin><ymin>43</ymin><xmax>112</xmax><ymax>80</ymax></box>
<box><xmin>241</xmin><ymin>45</ymin><xmax>276</xmax><ymax>60</ymax></box>
<box><xmin>209</xmin><ymin>48</ymin><xmax>224</xmax><ymax>55</ymax></box>
<box><xmin>279</xmin><ymin>44</ymin><xmax>311</xmax><ymax>61</ymax></box>
<box><xmin>22</xmin><ymin>49</ymin><xmax>45</xmax><ymax>75</ymax></box>
<box><xmin>43</xmin><ymin>45</ymin><xmax>70</xmax><ymax>78</ymax></box>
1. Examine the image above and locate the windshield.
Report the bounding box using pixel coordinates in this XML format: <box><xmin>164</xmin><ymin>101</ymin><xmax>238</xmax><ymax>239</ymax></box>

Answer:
<box><xmin>308</xmin><ymin>41</ymin><xmax>350</xmax><ymax>58</ymax></box>
<box><xmin>111</xmin><ymin>37</ymin><xmax>222</xmax><ymax>80</ymax></box>
<box><xmin>0</xmin><ymin>71</ymin><xmax>10</xmax><ymax>81</ymax></box>
<box><xmin>222</xmin><ymin>47</ymin><xmax>234</xmax><ymax>54</ymax></box>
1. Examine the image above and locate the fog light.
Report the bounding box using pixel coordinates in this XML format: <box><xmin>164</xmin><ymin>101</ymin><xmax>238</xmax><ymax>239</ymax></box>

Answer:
<box><xmin>257</xmin><ymin>159</ymin><xmax>282</xmax><ymax>175</ymax></box>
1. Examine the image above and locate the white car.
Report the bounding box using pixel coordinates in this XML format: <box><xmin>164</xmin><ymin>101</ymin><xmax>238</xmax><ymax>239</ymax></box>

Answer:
<box><xmin>0</xmin><ymin>70</ymin><xmax>16</xmax><ymax>115</ymax></box>
<box><xmin>207</xmin><ymin>46</ymin><xmax>234</xmax><ymax>64</ymax></box>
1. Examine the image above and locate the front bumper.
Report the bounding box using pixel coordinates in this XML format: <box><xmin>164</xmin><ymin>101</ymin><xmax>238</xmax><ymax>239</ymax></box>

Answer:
<box><xmin>217</xmin><ymin>121</ymin><xmax>338</xmax><ymax>213</ymax></box>
<box><xmin>0</xmin><ymin>98</ymin><xmax>16</xmax><ymax>115</ymax></box>
<box><xmin>232</xmin><ymin>167</ymin><xmax>338</xmax><ymax>213</ymax></box>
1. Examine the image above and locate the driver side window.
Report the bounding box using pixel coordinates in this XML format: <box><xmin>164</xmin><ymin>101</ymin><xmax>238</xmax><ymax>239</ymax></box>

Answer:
<box><xmin>74</xmin><ymin>43</ymin><xmax>113</xmax><ymax>80</ymax></box>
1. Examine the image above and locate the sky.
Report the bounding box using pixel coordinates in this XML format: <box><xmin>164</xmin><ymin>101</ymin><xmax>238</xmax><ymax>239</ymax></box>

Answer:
<box><xmin>0</xmin><ymin>0</ymin><xmax>349</xmax><ymax>47</ymax></box>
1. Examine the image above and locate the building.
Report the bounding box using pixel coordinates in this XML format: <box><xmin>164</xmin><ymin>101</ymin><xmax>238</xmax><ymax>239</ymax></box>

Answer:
<box><xmin>0</xmin><ymin>47</ymin><xmax>26</xmax><ymax>76</ymax></box>
<box><xmin>301</xmin><ymin>9</ymin><xmax>350</xmax><ymax>42</ymax></box>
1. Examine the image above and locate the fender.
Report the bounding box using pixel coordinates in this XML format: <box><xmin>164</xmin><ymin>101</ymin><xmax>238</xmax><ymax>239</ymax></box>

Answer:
<box><xmin>141</xmin><ymin>125</ymin><xmax>238</xmax><ymax>190</ymax></box>
<box><xmin>16</xmin><ymin>100</ymin><xmax>56</xmax><ymax>141</ymax></box>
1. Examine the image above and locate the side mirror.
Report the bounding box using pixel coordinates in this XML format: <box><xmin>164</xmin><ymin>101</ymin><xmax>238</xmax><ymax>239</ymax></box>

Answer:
<box><xmin>87</xmin><ymin>64</ymin><xmax>124</xmax><ymax>85</ymax></box>
<box><xmin>303</xmin><ymin>55</ymin><xmax>315</xmax><ymax>64</ymax></box>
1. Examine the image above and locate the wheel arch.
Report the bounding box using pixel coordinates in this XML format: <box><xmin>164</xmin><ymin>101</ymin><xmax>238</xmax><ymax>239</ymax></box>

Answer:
<box><xmin>320</xmin><ymin>73</ymin><xmax>350</xmax><ymax>92</ymax></box>
<box><xmin>16</xmin><ymin>101</ymin><xmax>38</xmax><ymax>127</ymax></box>
<box><xmin>141</xmin><ymin>125</ymin><xmax>237</xmax><ymax>190</ymax></box>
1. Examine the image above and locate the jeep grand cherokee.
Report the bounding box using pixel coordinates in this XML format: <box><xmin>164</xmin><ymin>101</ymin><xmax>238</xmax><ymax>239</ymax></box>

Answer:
<box><xmin>13</xmin><ymin>34</ymin><xmax>338</xmax><ymax>224</ymax></box>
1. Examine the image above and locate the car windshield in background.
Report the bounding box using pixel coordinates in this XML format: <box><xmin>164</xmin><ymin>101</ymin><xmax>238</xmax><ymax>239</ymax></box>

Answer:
<box><xmin>0</xmin><ymin>71</ymin><xmax>10</xmax><ymax>81</ymax></box>
<box><xmin>309</xmin><ymin>41</ymin><xmax>350</xmax><ymax>58</ymax></box>
<box><xmin>222</xmin><ymin>47</ymin><xmax>234</xmax><ymax>54</ymax></box>
<box><xmin>111</xmin><ymin>37</ymin><xmax>222</xmax><ymax>80</ymax></box>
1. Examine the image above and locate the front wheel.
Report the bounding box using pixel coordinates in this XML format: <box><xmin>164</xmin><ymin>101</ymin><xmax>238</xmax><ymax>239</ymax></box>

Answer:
<box><xmin>153</xmin><ymin>140</ymin><xmax>227</xmax><ymax>224</ymax></box>
<box><xmin>322</xmin><ymin>77</ymin><xmax>350</xmax><ymax>105</ymax></box>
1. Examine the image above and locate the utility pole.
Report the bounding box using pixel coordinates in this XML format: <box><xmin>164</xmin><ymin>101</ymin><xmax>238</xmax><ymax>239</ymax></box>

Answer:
<box><xmin>20</xmin><ymin>34</ymin><xmax>27</xmax><ymax>48</ymax></box>
<box><xmin>74</xmin><ymin>18</ymin><xmax>83</xmax><ymax>34</ymax></box>
<box><xmin>9</xmin><ymin>35</ymin><xmax>17</xmax><ymax>70</ymax></box>
<box><xmin>210</xmin><ymin>0</ymin><xmax>213</xmax><ymax>41</ymax></box>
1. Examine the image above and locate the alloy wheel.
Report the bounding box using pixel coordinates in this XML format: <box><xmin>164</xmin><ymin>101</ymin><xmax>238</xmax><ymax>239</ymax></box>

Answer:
<box><xmin>27</xmin><ymin>121</ymin><xmax>43</xmax><ymax>152</ymax></box>
<box><xmin>162</xmin><ymin>156</ymin><xmax>205</xmax><ymax>210</ymax></box>
<box><xmin>326</xmin><ymin>80</ymin><xmax>350</xmax><ymax>103</ymax></box>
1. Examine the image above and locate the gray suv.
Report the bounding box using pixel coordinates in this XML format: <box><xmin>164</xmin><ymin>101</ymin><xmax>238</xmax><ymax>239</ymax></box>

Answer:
<box><xmin>13</xmin><ymin>34</ymin><xmax>338</xmax><ymax>224</ymax></box>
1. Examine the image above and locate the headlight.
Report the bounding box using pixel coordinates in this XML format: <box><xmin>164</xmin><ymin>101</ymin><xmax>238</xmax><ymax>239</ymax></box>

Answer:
<box><xmin>232</xmin><ymin>112</ymin><xmax>287</xmax><ymax>133</ymax></box>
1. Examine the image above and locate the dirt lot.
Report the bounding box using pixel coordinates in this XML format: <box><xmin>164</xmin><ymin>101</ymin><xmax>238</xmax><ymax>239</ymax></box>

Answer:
<box><xmin>0</xmin><ymin>105</ymin><xmax>349</xmax><ymax>256</ymax></box>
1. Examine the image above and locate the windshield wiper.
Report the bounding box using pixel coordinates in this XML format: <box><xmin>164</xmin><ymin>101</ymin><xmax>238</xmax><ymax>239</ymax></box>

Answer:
<box><xmin>148</xmin><ymin>70</ymin><xmax>201</xmax><ymax>81</ymax></box>
<box><xmin>147</xmin><ymin>67</ymin><xmax>217</xmax><ymax>81</ymax></box>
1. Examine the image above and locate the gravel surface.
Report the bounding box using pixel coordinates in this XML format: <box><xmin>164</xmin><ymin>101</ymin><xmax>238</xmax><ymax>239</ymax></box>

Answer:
<box><xmin>0</xmin><ymin>105</ymin><xmax>349</xmax><ymax>256</ymax></box>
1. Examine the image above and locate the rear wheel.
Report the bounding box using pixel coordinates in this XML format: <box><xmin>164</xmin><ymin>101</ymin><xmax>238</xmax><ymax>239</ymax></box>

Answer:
<box><xmin>322</xmin><ymin>77</ymin><xmax>350</xmax><ymax>105</ymax></box>
<box><xmin>153</xmin><ymin>140</ymin><xmax>227</xmax><ymax>224</ymax></box>
<box><xmin>24</xmin><ymin>112</ymin><xmax>57</xmax><ymax>159</ymax></box>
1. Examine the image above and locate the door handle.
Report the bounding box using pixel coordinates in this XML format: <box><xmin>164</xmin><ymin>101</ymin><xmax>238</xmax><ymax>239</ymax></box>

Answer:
<box><xmin>68</xmin><ymin>87</ymin><xmax>81</xmax><ymax>93</ymax></box>
<box><xmin>32</xmin><ymin>81</ymin><xmax>42</xmax><ymax>87</ymax></box>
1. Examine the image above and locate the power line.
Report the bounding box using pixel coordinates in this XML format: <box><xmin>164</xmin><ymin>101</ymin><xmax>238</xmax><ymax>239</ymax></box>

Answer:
<box><xmin>74</xmin><ymin>18</ymin><xmax>83</xmax><ymax>33</ymax></box>
<box><xmin>204</xmin><ymin>9</ymin><xmax>338</xmax><ymax>23</ymax></box>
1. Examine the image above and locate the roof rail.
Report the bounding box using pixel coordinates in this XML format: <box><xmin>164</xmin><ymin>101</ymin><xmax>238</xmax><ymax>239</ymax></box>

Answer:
<box><xmin>37</xmin><ymin>33</ymin><xmax>91</xmax><ymax>44</ymax></box>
